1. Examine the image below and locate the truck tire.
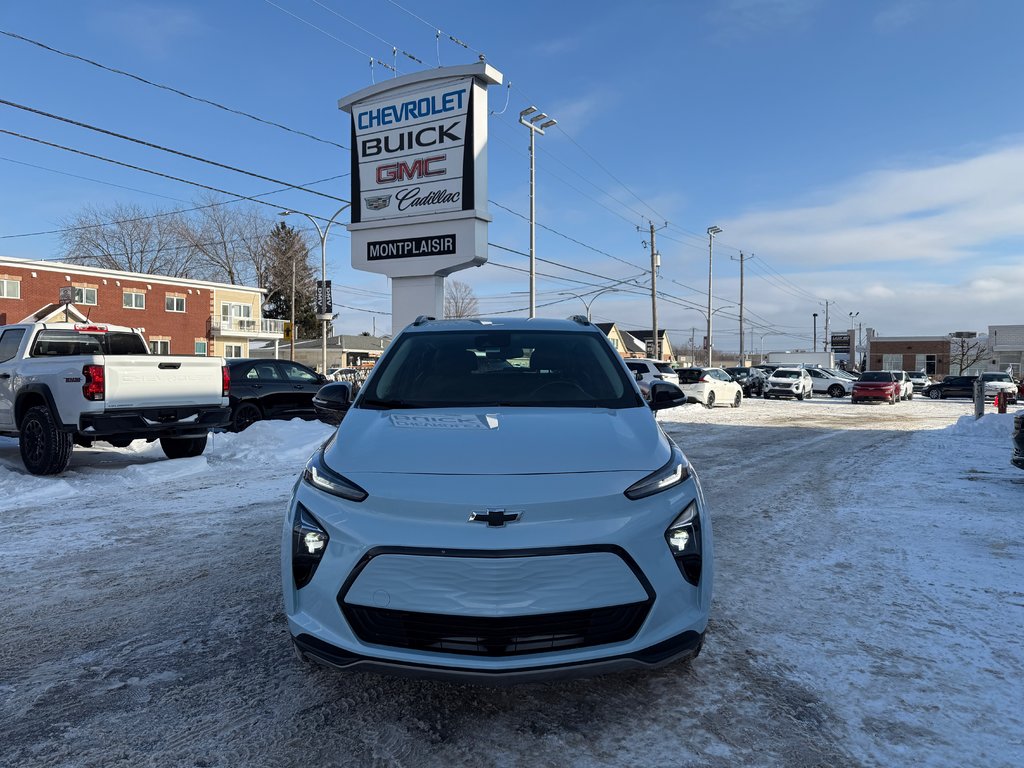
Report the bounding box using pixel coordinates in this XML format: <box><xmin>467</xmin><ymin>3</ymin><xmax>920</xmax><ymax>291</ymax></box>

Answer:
<box><xmin>160</xmin><ymin>434</ymin><xmax>208</xmax><ymax>459</ymax></box>
<box><xmin>20</xmin><ymin>405</ymin><xmax>74</xmax><ymax>475</ymax></box>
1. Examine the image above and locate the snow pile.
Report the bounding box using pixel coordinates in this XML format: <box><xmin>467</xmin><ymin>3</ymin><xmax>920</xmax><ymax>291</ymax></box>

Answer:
<box><xmin>206</xmin><ymin>418</ymin><xmax>334</xmax><ymax>465</ymax></box>
<box><xmin>947</xmin><ymin>411</ymin><xmax>1019</xmax><ymax>436</ymax></box>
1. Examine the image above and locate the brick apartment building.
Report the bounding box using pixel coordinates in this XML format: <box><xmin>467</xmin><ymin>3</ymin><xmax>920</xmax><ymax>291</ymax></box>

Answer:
<box><xmin>866</xmin><ymin>336</ymin><xmax>952</xmax><ymax>377</ymax></box>
<box><xmin>0</xmin><ymin>256</ymin><xmax>283</xmax><ymax>357</ymax></box>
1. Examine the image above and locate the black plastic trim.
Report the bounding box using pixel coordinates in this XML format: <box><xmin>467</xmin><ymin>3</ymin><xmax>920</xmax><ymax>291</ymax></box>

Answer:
<box><xmin>14</xmin><ymin>384</ymin><xmax>70</xmax><ymax>431</ymax></box>
<box><xmin>293</xmin><ymin>628</ymin><xmax>703</xmax><ymax>682</ymax></box>
<box><xmin>79</xmin><ymin>405</ymin><xmax>230</xmax><ymax>436</ymax></box>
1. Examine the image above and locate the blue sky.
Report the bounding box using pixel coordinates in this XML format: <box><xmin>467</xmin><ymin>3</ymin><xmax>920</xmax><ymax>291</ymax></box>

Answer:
<box><xmin>2</xmin><ymin>0</ymin><xmax>1023</xmax><ymax>351</ymax></box>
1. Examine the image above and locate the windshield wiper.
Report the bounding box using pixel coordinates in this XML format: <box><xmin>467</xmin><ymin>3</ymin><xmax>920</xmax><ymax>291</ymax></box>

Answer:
<box><xmin>359</xmin><ymin>398</ymin><xmax>423</xmax><ymax>410</ymax></box>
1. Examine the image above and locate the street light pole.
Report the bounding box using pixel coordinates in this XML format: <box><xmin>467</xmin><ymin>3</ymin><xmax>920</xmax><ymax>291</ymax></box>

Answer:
<box><xmin>558</xmin><ymin>287</ymin><xmax>621</xmax><ymax>321</ymax></box>
<box><xmin>519</xmin><ymin>106</ymin><xmax>557</xmax><ymax>318</ymax></box>
<box><xmin>280</xmin><ymin>205</ymin><xmax>350</xmax><ymax>374</ymax></box>
<box><xmin>706</xmin><ymin>225</ymin><xmax>722</xmax><ymax>366</ymax></box>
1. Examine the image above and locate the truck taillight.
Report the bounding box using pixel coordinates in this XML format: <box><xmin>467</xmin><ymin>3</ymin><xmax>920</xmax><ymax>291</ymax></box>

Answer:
<box><xmin>83</xmin><ymin>364</ymin><xmax>105</xmax><ymax>401</ymax></box>
<box><xmin>222</xmin><ymin>365</ymin><xmax>230</xmax><ymax>397</ymax></box>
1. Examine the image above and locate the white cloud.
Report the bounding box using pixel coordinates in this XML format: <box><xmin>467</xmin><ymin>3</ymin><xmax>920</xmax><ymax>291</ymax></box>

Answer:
<box><xmin>724</xmin><ymin>141</ymin><xmax>1024</xmax><ymax>267</ymax></box>
<box><xmin>707</xmin><ymin>0</ymin><xmax>821</xmax><ymax>39</ymax></box>
<box><xmin>97</xmin><ymin>3</ymin><xmax>205</xmax><ymax>58</ymax></box>
<box><xmin>874</xmin><ymin>0</ymin><xmax>925</xmax><ymax>33</ymax></box>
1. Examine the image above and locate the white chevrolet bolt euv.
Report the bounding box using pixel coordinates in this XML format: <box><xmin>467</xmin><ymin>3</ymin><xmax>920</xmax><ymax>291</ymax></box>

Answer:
<box><xmin>283</xmin><ymin>316</ymin><xmax>713</xmax><ymax>682</ymax></box>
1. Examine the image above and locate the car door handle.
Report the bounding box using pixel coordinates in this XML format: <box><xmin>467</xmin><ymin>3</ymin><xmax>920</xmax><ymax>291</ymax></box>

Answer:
<box><xmin>293</xmin><ymin>384</ymin><xmax>304</xmax><ymax>390</ymax></box>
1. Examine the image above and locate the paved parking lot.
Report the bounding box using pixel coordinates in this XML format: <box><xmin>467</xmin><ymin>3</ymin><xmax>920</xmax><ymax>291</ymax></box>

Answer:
<box><xmin>1</xmin><ymin>398</ymin><xmax>1021</xmax><ymax>767</ymax></box>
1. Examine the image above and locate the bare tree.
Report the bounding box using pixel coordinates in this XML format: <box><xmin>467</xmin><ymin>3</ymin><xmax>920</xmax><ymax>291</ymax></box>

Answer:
<box><xmin>948</xmin><ymin>333</ymin><xmax>987</xmax><ymax>374</ymax></box>
<box><xmin>59</xmin><ymin>203</ymin><xmax>198</xmax><ymax>277</ymax></box>
<box><xmin>444</xmin><ymin>279</ymin><xmax>479</xmax><ymax>318</ymax></box>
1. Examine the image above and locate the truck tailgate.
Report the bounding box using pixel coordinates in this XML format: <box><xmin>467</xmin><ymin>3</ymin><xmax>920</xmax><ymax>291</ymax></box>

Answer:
<box><xmin>103</xmin><ymin>357</ymin><xmax>225</xmax><ymax>409</ymax></box>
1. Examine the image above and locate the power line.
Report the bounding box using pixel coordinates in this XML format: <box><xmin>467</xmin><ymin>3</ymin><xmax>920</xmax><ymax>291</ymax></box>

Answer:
<box><xmin>310</xmin><ymin>0</ymin><xmax>423</xmax><ymax>65</ymax></box>
<box><xmin>263</xmin><ymin>0</ymin><xmax>398</xmax><ymax>75</ymax></box>
<box><xmin>0</xmin><ymin>28</ymin><xmax>347</xmax><ymax>150</ymax></box>
<box><xmin>0</xmin><ymin>173</ymin><xmax>346</xmax><ymax>240</ymax></box>
<box><xmin>0</xmin><ymin>128</ymin><xmax>335</xmax><ymax>219</ymax></box>
<box><xmin>0</xmin><ymin>98</ymin><xmax>349</xmax><ymax>204</ymax></box>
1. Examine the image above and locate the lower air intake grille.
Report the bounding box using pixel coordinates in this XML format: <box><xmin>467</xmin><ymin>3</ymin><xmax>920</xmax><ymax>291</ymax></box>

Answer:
<box><xmin>343</xmin><ymin>602</ymin><xmax>650</xmax><ymax>656</ymax></box>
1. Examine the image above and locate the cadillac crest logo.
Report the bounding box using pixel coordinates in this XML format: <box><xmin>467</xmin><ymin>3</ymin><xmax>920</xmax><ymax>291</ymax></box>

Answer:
<box><xmin>365</xmin><ymin>194</ymin><xmax>392</xmax><ymax>211</ymax></box>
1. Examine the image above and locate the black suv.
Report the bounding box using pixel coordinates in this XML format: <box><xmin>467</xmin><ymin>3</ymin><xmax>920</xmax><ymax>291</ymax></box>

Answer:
<box><xmin>922</xmin><ymin>375</ymin><xmax>977</xmax><ymax>400</ymax></box>
<box><xmin>227</xmin><ymin>358</ymin><xmax>327</xmax><ymax>431</ymax></box>
<box><xmin>725</xmin><ymin>366</ymin><xmax>767</xmax><ymax>396</ymax></box>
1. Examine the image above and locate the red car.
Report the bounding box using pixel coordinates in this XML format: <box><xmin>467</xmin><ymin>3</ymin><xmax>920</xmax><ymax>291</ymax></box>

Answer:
<box><xmin>852</xmin><ymin>371</ymin><xmax>900</xmax><ymax>404</ymax></box>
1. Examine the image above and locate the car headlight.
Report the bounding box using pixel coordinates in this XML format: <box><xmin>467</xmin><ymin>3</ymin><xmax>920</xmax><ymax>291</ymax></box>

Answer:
<box><xmin>624</xmin><ymin>445</ymin><xmax>689</xmax><ymax>500</ymax></box>
<box><xmin>665</xmin><ymin>500</ymin><xmax>702</xmax><ymax>586</ymax></box>
<box><xmin>292</xmin><ymin>503</ymin><xmax>329</xmax><ymax>589</ymax></box>
<box><xmin>303</xmin><ymin>447</ymin><xmax>367</xmax><ymax>502</ymax></box>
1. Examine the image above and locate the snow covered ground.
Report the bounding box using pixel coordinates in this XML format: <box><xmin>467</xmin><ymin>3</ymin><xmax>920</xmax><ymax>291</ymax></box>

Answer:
<box><xmin>1</xmin><ymin>397</ymin><xmax>1021</xmax><ymax>767</ymax></box>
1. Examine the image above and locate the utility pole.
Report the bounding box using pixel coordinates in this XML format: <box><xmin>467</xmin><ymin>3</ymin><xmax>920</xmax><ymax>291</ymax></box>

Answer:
<box><xmin>730</xmin><ymin>251</ymin><xmax>753</xmax><ymax>363</ymax></box>
<box><xmin>290</xmin><ymin>254</ymin><xmax>296</xmax><ymax>362</ymax></box>
<box><xmin>813</xmin><ymin>313</ymin><xmax>818</xmax><ymax>351</ymax></box>
<box><xmin>640</xmin><ymin>220</ymin><xmax>668</xmax><ymax>359</ymax></box>
<box><xmin>822</xmin><ymin>299</ymin><xmax>833</xmax><ymax>353</ymax></box>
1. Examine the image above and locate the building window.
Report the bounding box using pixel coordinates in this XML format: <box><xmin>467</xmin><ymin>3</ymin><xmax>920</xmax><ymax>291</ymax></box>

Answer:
<box><xmin>914</xmin><ymin>354</ymin><xmax>937</xmax><ymax>375</ymax></box>
<box><xmin>223</xmin><ymin>343</ymin><xmax>243</xmax><ymax>358</ymax></box>
<box><xmin>0</xmin><ymin>278</ymin><xmax>20</xmax><ymax>299</ymax></box>
<box><xmin>195</xmin><ymin>340</ymin><xmax>208</xmax><ymax>355</ymax></box>
<box><xmin>74</xmin><ymin>287</ymin><xmax>97</xmax><ymax>305</ymax></box>
<box><xmin>150</xmin><ymin>339</ymin><xmax>170</xmax><ymax>355</ymax></box>
<box><xmin>123</xmin><ymin>291</ymin><xmax>145</xmax><ymax>309</ymax></box>
<box><xmin>165</xmin><ymin>295</ymin><xmax>186</xmax><ymax>312</ymax></box>
<box><xmin>881</xmin><ymin>354</ymin><xmax>903</xmax><ymax>371</ymax></box>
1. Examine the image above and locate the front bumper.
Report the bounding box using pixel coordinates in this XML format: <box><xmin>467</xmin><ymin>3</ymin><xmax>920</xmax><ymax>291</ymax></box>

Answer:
<box><xmin>283</xmin><ymin>469</ymin><xmax>712</xmax><ymax>680</ymax></box>
<box><xmin>293</xmin><ymin>628</ymin><xmax>704</xmax><ymax>683</ymax></box>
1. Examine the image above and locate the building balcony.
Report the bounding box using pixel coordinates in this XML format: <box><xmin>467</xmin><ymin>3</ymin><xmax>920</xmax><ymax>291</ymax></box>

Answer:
<box><xmin>210</xmin><ymin>316</ymin><xmax>285</xmax><ymax>339</ymax></box>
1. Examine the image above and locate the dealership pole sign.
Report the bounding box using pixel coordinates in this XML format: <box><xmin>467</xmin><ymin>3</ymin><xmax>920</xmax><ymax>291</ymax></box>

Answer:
<box><xmin>339</xmin><ymin>63</ymin><xmax>502</xmax><ymax>332</ymax></box>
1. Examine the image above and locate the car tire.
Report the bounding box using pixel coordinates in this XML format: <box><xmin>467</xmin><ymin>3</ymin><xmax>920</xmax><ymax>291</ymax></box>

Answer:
<box><xmin>231</xmin><ymin>402</ymin><xmax>262</xmax><ymax>432</ymax></box>
<box><xmin>733</xmin><ymin>391</ymin><xmax>742</xmax><ymax>408</ymax></box>
<box><xmin>19</xmin><ymin>405</ymin><xmax>74</xmax><ymax>476</ymax></box>
<box><xmin>928</xmin><ymin>389</ymin><xmax>941</xmax><ymax>400</ymax></box>
<box><xmin>889</xmin><ymin>393</ymin><xmax>897</xmax><ymax>405</ymax></box>
<box><xmin>908</xmin><ymin>391</ymin><xmax>914</xmax><ymax>400</ymax></box>
<box><xmin>705</xmin><ymin>391</ymin><xmax>716</xmax><ymax>409</ymax></box>
<box><xmin>797</xmin><ymin>391</ymin><xmax>805</xmax><ymax>401</ymax></box>
<box><xmin>851</xmin><ymin>397</ymin><xmax>860</xmax><ymax>404</ymax></box>
<box><xmin>828</xmin><ymin>384</ymin><xmax>845</xmax><ymax>398</ymax></box>
<box><xmin>160</xmin><ymin>434</ymin><xmax>208</xmax><ymax>459</ymax></box>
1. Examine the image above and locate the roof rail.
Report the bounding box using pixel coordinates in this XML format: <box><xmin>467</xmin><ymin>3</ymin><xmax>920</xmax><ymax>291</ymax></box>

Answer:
<box><xmin>568</xmin><ymin>314</ymin><xmax>590</xmax><ymax>326</ymax></box>
<box><xmin>412</xmin><ymin>315</ymin><xmax>435</xmax><ymax>326</ymax></box>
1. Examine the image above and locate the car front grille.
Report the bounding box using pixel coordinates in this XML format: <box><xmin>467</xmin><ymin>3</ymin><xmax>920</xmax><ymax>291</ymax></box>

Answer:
<box><xmin>342</xmin><ymin>601</ymin><xmax>651</xmax><ymax>656</ymax></box>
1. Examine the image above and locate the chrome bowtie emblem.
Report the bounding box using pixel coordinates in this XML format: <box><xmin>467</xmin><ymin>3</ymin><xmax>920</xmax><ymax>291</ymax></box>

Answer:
<box><xmin>468</xmin><ymin>509</ymin><xmax>522</xmax><ymax>527</ymax></box>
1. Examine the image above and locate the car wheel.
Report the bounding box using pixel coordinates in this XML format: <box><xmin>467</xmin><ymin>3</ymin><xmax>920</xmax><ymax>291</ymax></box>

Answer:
<box><xmin>160</xmin><ymin>435</ymin><xmax>209</xmax><ymax>459</ymax></box>
<box><xmin>928</xmin><ymin>389</ymin><xmax>941</xmax><ymax>400</ymax></box>
<box><xmin>797</xmin><ymin>391</ymin><xmax>805</xmax><ymax>401</ymax></box>
<box><xmin>889</xmin><ymin>392</ymin><xmax>897</xmax><ymax>405</ymax></box>
<box><xmin>705</xmin><ymin>391</ymin><xmax>716</xmax><ymax>409</ymax></box>
<box><xmin>733</xmin><ymin>391</ymin><xmax>742</xmax><ymax>408</ymax></box>
<box><xmin>828</xmin><ymin>384</ymin><xmax>845</xmax><ymax>398</ymax></box>
<box><xmin>19</xmin><ymin>405</ymin><xmax>74</xmax><ymax>475</ymax></box>
<box><xmin>231</xmin><ymin>402</ymin><xmax>262</xmax><ymax>432</ymax></box>
<box><xmin>851</xmin><ymin>397</ymin><xmax>860</xmax><ymax>404</ymax></box>
<box><xmin>908</xmin><ymin>391</ymin><xmax>914</xmax><ymax>400</ymax></box>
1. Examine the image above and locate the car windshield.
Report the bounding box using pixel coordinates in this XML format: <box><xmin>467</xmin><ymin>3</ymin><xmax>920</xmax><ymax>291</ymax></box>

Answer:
<box><xmin>357</xmin><ymin>329</ymin><xmax>643</xmax><ymax>409</ymax></box>
<box><xmin>676</xmin><ymin>369</ymin><xmax>703</xmax><ymax>383</ymax></box>
<box><xmin>859</xmin><ymin>372</ymin><xmax>894</xmax><ymax>382</ymax></box>
<box><xmin>654</xmin><ymin>362</ymin><xmax>676</xmax><ymax>375</ymax></box>
<box><xmin>773</xmin><ymin>370</ymin><xmax>800</xmax><ymax>379</ymax></box>
<box><xmin>726</xmin><ymin>367</ymin><xmax>748</xmax><ymax>377</ymax></box>
<box><xmin>983</xmin><ymin>373</ymin><xmax>1012</xmax><ymax>382</ymax></box>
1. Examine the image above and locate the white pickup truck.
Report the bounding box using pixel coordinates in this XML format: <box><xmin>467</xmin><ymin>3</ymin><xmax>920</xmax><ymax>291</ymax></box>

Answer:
<box><xmin>0</xmin><ymin>322</ymin><xmax>230</xmax><ymax>475</ymax></box>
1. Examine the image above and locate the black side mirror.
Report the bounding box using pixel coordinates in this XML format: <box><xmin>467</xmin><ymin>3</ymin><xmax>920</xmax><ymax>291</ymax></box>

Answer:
<box><xmin>312</xmin><ymin>382</ymin><xmax>352</xmax><ymax>426</ymax></box>
<box><xmin>648</xmin><ymin>381</ymin><xmax>689</xmax><ymax>411</ymax></box>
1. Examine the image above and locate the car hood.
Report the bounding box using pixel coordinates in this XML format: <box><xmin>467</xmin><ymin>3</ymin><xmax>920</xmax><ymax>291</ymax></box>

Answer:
<box><xmin>326</xmin><ymin>405</ymin><xmax>670</xmax><ymax>475</ymax></box>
